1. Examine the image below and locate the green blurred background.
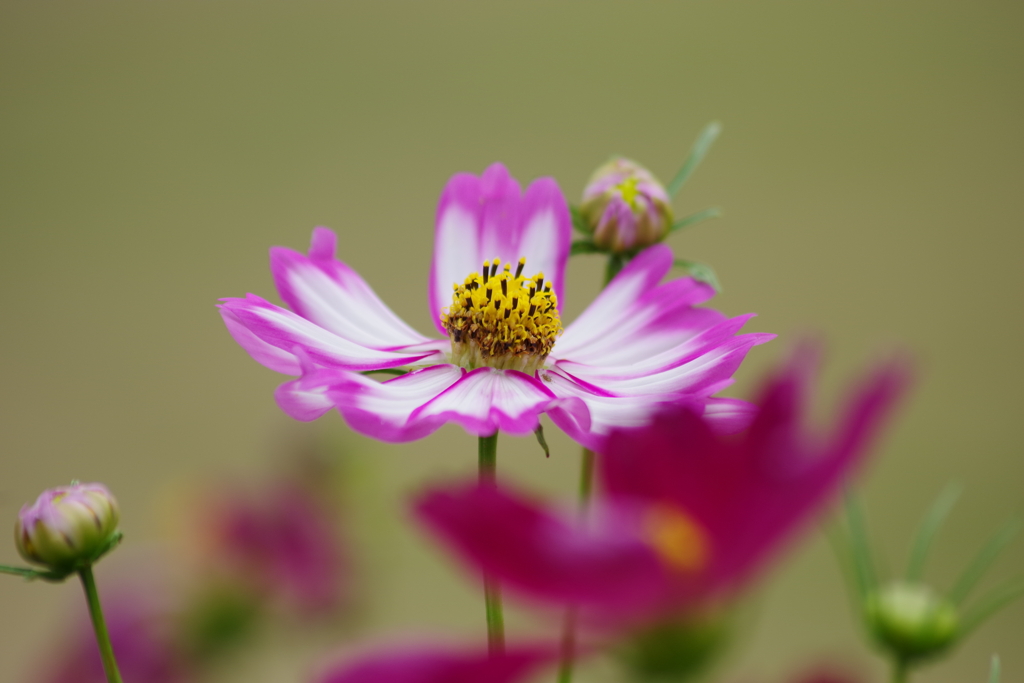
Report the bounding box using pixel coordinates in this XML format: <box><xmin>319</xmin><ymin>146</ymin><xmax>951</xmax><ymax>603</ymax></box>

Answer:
<box><xmin>1</xmin><ymin>2</ymin><xmax>1021</xmax><ymax>682</ymax></box>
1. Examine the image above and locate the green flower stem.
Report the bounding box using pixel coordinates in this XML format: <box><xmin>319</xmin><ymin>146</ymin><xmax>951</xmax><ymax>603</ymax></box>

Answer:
<box><xmin>79</xmin><ymin>565</ymin><xmax>123</xmax><ymax>683</ymax></box>
<box><xmin>556</xmin><ymin>447</ymin><xmax>596</xmax><ymax>682</ymax></box>
<box><xmin>478</xmin><ymin>433</ymin><xmax>505</xmax><ymax>655</ymax></box>
<box><xmin>559</xmin><ymin>247</ymin><xmax>616</xmax><ymax>683</ymax></box>
<box><xmin>891</xmin><ymin>659</ymin><xmax>910</xmax><ymax>683</ymax></box>
<box><xmin>604</xmin><ymin>254</ymin><xmax>625</xmax><ymax>285</ymax></box>
<box><xmin>577</xmin><ymin>448</ymin><xmax>595</xmax><ymax>501</ymax></box>
<box><xmin>556</xmin><ymin>606</ymin><xmax>580</xmax><ymax>683</ymax></box>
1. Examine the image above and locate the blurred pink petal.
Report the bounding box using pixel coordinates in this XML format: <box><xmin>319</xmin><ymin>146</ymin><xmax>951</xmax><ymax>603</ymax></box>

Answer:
<box><xmin>416</xmin><ymin>347</ymin><xmax>909</xmax><ymax>623</ymax></box>
<box><xmin>40</xmin><ymin>586</ymin><xmax>189</xmax><ymax>683</ymax></box>
<box><xmin>211</xmin><ymin>482</ymin><xmax>348</xmax><ymax>614</ymax></box>
<box><xmin>316</xmin><ymin>643</ymin><xmax>553</xmax><ymax>683</ymax></box>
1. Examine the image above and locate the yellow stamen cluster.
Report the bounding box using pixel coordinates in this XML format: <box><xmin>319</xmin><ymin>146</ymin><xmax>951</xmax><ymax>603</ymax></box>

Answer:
<box><xmin>617</xmin><ymin>176</ymin><xmax>641</xmax><ymax>209</ymax></box>
<box><xmin>643</xmin><ymin>504</ymin><xmax>709</xmax><ymax>574</ymax></box>
<box><xmin>442</xmin><ymin>257</ymin><xmax>562</xmax><ymax>373</ymax></box>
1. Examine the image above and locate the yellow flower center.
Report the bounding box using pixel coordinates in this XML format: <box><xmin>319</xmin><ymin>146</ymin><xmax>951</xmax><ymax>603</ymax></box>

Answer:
<box><xmin>643</xmin><ymin>504</ymin><xmax>709</xmax><ymax>573</ymax></box>
<box><xmin>616</xmin><ymin>176</ymin><xmax>641</xmax><ymax>210</ymax></box>
<box><xmin>442</xmin><ymin>257</ymin><xmax>562</xmax><ymax>373</ymax></box>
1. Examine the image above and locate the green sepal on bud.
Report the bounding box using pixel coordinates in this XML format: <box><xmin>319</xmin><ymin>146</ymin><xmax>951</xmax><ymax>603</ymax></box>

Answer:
<box><xmin>12</xmin><ymin>482</ymin><xmax>122</xmax><ymax>577</ymax></box>
<box><xmin>864</xmin><ymin>582</ymin><xmax>958</xmax><ymax>661</ymax></box>
<box><xmin>834</xmin><ymin>488</ymin><xmax>1023</xmax><ymax>680</ymax></box>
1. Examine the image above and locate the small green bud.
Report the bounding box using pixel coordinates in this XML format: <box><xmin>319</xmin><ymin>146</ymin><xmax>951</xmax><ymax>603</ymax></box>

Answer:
<box><xmin>864</xmin><ymin>582</ymin><xmax>959</xmax><ymax>661</ymax></box>
<box><xmin>15</xmin><ymin>482</ymin><xmax>120</xmax><ymax>571</ymax></box>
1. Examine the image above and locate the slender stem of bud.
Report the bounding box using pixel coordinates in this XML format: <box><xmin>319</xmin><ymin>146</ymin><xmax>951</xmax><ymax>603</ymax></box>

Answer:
<box><xmin>578</xmin><ymin>448</ymin><xmax>595</xmax><ymax>501</ymax></box>
<box><xmin>556</xmin><ymin>607</ymin><xmax>580</xmax><ymax>683</ymax></box>
<box><xmin>556</xmin><ymin>447</ymin><xmax>596</xmax><ymax>682</ymax></box>
<box><xmin>604</xmin><ymin>255</ymin><xmax>625</xmax><ymax>286</ymax></box>
<box><xmin>891</xmin><ymin>658</ymin><xmax>910</xmax><ymax>683</ymax></box>
<box><xmin>478</xmin><ymin>433</ymin><xmax>504</xmax><ymax>655</ymax></box>
<box><xmin>78</xmin><ymin>565</ymin><xmax>123</xmax><ymax>683</ymax></box>
<box><xmin>559</xmin><ymin>243</ymin><xmax>615</xmax><ymax>681</ymax></box>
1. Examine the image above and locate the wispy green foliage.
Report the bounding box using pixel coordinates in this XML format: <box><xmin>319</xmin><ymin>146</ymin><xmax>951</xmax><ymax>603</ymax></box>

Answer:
<box><xmin>666</xmin><ymin>121</ymin><xmax>722</xmax><ymax>197</ymax></box>
<box><xmin>949</xmin><ymin>518</ymin><xmax>1022</xmax><ymax>605</ymax></box>
<box><xmin>670</xmin><ymin>207</ymin><xmax>722</xmax><ymax>234</ymax></box>
<box><xmin>842</xmin><ymin>492</ymin><xmax>878</xmax><ymax>600</ymax></box>
<box><xmin>674</xmin><ymin>259</ymin><xmax>722</xmax><ymax>292</ymax></box>
<box><xmin>989</xmin><ymin>656</ymin><xmax>1001</xmax><ymax>683</ymax></box>
<box><xmin>906</xmin><ymin>484</ymin><xmax>962</xmax><ymax>581</ymax></box>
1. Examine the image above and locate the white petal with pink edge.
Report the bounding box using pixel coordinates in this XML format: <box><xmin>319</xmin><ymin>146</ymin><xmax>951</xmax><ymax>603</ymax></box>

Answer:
<box><xmin>222</xmin><ymin>307</ymin><xmax>302</xmax><ymax>375</ymax></box>
<box><xmin>429</xmin><ymin>164</ymin><xmax>571</xmax><ymax>334</ymax></box>
<box><xmin>272</xmin><ymin>227</ymin><xmax>433</xmax><ymax>350</ymax></box>
<box><xmin>276</xmin><ymin>365</ymin><xmax>590</xmax><ymax>442</ymax></box>
<box><xmin>543</xmin><ymin>369</ymin><xmax>701</xmax><ymax>449</ymax></box>
<box><xmin>411</xmin><ymin>367</ymin><xmax>571</xmax><ymax>437</ymax></box>
<box><xmin>553</xmin><ymin>246</ymin><xmax>720</xmax><ymax>366</ymax></box>
<box><xmin>219</xmin><ymin>295</ymin><xmax>441</xmax><ymax>372</ymax></box>
<box><xmin>557</xmin><ymin>330</ymin><xmax>774</xmax><ymax>396</ymax></box>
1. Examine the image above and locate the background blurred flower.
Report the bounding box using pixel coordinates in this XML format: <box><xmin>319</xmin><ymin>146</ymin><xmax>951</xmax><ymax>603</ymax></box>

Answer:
<box><xmin>314</xmin><ymin>642</ymin><xmax>554</xmax><ymax>683</ymax></box>
<box><xmin>220</xmin><ymin>163</ymin><xmax>770</xmax><ymax>448</ymax></box>
<box><xmin>416</xmin><ymin>347</ymin><xmax>909</xmax><ymax>625</ymax></box>
<box><xmin>38</xmin><ymin>583</ymin><xmax>191</xmax><ymax>683</ymax></box>
<box><xmin>201</xmin><ymin>479</ymin><xmax>349</xmax><ymax>616</ymax></box>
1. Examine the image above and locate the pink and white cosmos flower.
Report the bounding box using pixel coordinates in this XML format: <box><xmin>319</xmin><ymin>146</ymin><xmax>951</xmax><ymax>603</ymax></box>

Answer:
<box><xmin>219</xmin><ymin>163</ymin><xmax>771</xmax><ymax>448</ymax></box>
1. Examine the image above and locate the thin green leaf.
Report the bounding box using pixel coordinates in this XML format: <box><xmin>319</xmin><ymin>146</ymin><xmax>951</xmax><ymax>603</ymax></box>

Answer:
<box><xmin>989</xmin><ymin>656</ymin><xmax>1001</xmax><ymax>683</ymax></box>
<box><xmin>669</xmin><ymin>207</ymin><xmax>722</xmax><ymax>234</ymax></box>
<box><xmin>958</xmin><ymin>577</ymin><xmax>1024</xmax><ymax>637</ymax></box>
<box><xmin>674</xmin><ymin>259</ymin><xmax>722</xmax><ymax>292</ymax></box>
<box><xmin>534</xmin><ymin>425</ymin><xmax>551</xmax><ymax>458</ymax></box>
<box><xmin>570</xmin><ymin>206</ymin><xmax>591</xmax><ymax>235</ymax></box>
<box><xmin>570</xmin><ymin>240</ymin><xmax>603</xmax><ymax>256</ymax></box>
<box><xmin>949</xmin><ymin>518</ymin><xmax>1023</xmax><ymax>605</ymax></box>
<box><xmin>361</xmin><ymin>368</ymin><xmax>409</xmax><ymax>377</ymax></box>
<box><xmin>844</xmin><ymin>491</ymin><xmax>879</xmax><ymax>600</ymax></box>
<box><xmin>824</xmin><ymin>521</ymin><xmax>864</xmax><ymax>612</ymax></box>
<box><xmin>666</xmin><ymin>121</ymin><xmax>722</xmax><ymax>197</ymax></box>
<box><xmin>906</xmin><ymin>483</ymin><xmax>962</xmax><ymax>581</ymax></box>
<box><xmin>0</xmin><ymin>564</ymin><xmax>71</xmax><ymax>582</ymax></box>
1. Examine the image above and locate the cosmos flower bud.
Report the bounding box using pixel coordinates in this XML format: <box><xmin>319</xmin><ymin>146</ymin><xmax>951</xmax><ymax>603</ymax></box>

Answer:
<box><xmin>15</xmin><ymin>482</ymin><xmax>121</xmax><ymax>571</ymax></box>
<box><xmin>580</xmin><ymin>157</ymin><xmax>674</xmax><ymax>253</ymax></box>
<box><xmin>864</xmin><ymin>582</ymin><xmax>958</xmax><ymax>661</ymax></box>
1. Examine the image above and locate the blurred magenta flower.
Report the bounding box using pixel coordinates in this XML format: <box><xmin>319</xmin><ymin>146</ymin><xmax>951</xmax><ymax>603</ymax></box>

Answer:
<box><xmin>314</xmin><ymin>642</ymin><xmax>553</xmax><ymax>683</ymax></box>
<box><xmin>416</xmin><ymin>348</ymin><xmax>908</xmax><ymax>622</ymax></box>
<box><xmin>207</xmin><ymin>482</ymin><xmax>347</xmax><ymax>614</ymax></box>
<box><xmin>580</xmin><ymin>157</ymin><xmax>674</xmax><ymax>253</ymax></box>
<box><xmin>220</xmin><ymin>163</ymin><xmax>770</xmax><ymax>447</ymax></box>
<box><xmin>40</xmin><ymin>586</ymin><xmax>189</xmax><ymax>683</ymax></box>
<box><xmin>16</xmin><ymin>482</ymin><xmax>120</xmax><ymax>571</ymax></box>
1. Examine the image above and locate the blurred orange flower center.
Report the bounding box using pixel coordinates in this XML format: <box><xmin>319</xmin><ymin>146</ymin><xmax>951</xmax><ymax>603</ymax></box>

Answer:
<box><xmin>643</xmin><ymin>503</ymin><xmax>709</xmax><ymax>573</ymax></box>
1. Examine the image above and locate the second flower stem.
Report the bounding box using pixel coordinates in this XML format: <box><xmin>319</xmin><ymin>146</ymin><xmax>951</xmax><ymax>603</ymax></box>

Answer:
<box><xmin>478</xmin><ymin>433</ymin><xmax>505</xmax><ymax>655</ymax></box>
<box><xmin>556</xmin><ymin>447</ymin><xmax>596</xmax><ymax>682</ymax></box>
<box><xmin>79</xmin><ymin>565</ymin><xmax>123</xmax><ymax>683</ymax></box>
